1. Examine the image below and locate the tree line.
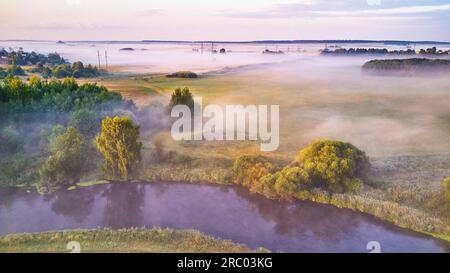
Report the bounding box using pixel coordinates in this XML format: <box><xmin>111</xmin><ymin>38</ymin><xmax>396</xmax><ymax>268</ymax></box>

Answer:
<box><xmin>0</xmin><ymin>76</ymin><xmax>131</xmax><ymax>113</ymax></box>
<box><xmin>0</xmin><ymin>49</ymin><xmax>101</xmax><ymax>79</ymax></box>
<box><xmin>321</xmin><ymin>47</ymin><xmax>450</xmax><ymax>56</ymax></box>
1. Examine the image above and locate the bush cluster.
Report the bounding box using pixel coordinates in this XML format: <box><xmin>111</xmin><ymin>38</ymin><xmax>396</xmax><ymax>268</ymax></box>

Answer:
<box><xmin>233</xmin><ymin>139</ymin><xmax>370</xmax><ymax>200</ymax></box>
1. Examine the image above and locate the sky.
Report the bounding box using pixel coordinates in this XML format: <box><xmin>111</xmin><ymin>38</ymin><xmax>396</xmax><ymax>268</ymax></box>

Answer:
<box><xmin>0</xmin><ymin>0</ymin><xmax>449</xmax><ymax>41</ymax></box>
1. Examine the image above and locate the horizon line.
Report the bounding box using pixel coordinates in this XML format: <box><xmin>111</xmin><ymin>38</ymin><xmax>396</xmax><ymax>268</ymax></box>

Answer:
<box><xmin>1</xmin><ymin>39</ymin><xmax>450</xmax><ymax>45</ymax></box>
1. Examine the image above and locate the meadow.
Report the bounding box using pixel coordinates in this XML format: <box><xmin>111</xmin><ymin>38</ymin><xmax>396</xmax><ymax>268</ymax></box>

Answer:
<box><xmin>86</xmin><ymin>58</ymin><xmax>450</xmax><ymax>239</ymax></box>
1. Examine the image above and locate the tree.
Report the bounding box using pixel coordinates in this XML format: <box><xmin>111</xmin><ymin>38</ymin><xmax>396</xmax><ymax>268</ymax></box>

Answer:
<box><xmin>233</xmin><ymin>155</ymin><xmax>274</xmax><ymax>191</ymax></box>
<box><xmin>38</xmin><ymin>127</ymin><xmax>88</xmax><ymax>193</ymax></box>
<box><xmin>95</xmin><ymin>116</ymin><xmax>142</xmax><ymax>180</ymax></box>
<box><xmin>0</xmin><ymin>126</ymin><xmax>24</xmax><ymax>155</ymax></box>
<box><xmin>167</xmin><ymin>87</ymin><xmax>194</xmax><ymax>112</ymax></box>
<box><xmin>0</xmin><ymin>67</ymin><xmax>7</xmax><ymax>79</ymax></box>
<box><xmin>70</xmin><ymin>109</ymin><xmax>100</xmax><ymax>138</ymax></box>
<box><xmin>7</xmin><ymin>63</ymin><xmax>25</xmax><ymax>76</ymax></box>
<box><xmin>274</xmin><ymin>167</ymin><xmax>311</xmax><ymax>199</ymax></box>
<box><xmin>296</xmin><ymin>139</ymin><xmax>369</xmax><ymax>193</ymax></box>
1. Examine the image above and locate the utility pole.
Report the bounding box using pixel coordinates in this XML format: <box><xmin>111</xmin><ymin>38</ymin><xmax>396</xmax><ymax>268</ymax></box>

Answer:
<box><xmin>104</xmin><ymin>50</ymin><xmax>108</xmax><ymax>71</ymax></box>
<box><xmin>97</xmin><ymin>50</ymin><xmax>101</xmax><ymax>69</ymax></box>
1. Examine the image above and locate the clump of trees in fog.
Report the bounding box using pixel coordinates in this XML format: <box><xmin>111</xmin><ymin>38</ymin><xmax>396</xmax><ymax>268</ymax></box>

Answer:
<box><xmin>362</xmin><ymin>58</ymin><xmax>450</xmax><ymax>72</ymax></box>
<box><xmin>0</xmin><ymin>49</ymin><xmax>100</xmax><ymax>79</ymax></box>
<box><xmin>0</xmin><ymin>49</ymin><xmax>66</xmax><ymax>66</ymax></box>
<box><xmin>0</xmin><ymin>76</ymin><xmax>140</xmax><ymax>193</ymax></box>
<box><xmin>30</xmin><ymin>61</ymin><xmax>100</xmax><ymax>79</ymax></box>
<box><xmin>166</xmin><ymin>71</ymin><xmax>198</xmax><ymax>78</ymax></box>
<box><xmin>0</xmin><ymin>77</ymin><xmax>130</xmax><ymax>113</ymax></box>
<box><xmin>233</xmin><ymin>140</ymin><xmax>370</xmax><ymax>200</ymax></box>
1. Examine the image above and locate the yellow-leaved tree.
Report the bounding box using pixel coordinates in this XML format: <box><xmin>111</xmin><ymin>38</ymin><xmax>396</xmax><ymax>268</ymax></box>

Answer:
<box><xmin>96</xmin><ymin>116</ymin><xmax>142</xmax><ymax>180</ymax></box>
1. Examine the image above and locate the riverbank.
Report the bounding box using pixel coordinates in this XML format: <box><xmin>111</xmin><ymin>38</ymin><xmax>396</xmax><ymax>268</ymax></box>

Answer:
<box><xmin>0</xmin><ymin>228</ymin><xmax>263</xmax><ymax>253</ymax></box>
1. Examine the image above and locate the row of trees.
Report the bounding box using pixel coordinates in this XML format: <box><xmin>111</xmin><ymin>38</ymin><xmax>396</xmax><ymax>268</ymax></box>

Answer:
<box><xmin>233</xmin><ymin>140</ymin><xmax>370</xmax><ymax>200</ymax></box>
<box><xmin>322</xmin><ymin>47</ymin><xmax>449</xmax><ymax>56</ymax></box>
<box><xmin>0</xmin><ymin>49</ymin><xmax>101</xmax><ymax>79</ymax></box>
<box><xmin>0</xmin><ymin>77</ymin><xmax>133</xmax><ymax>113</ymax></box>
<box><xmin>0</xmin><ymin>49</ymin><xmax>66</xmax><ymax>66</ymax></box>
<box><xmin>30</xmin><ymin>61</ymin><xmax>100</xmax><ymax>79</ymax></box>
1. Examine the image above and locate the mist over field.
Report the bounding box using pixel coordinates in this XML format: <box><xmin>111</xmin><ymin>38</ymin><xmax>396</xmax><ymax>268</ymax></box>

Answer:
<box><xmin>1</xmin><ymin>39</ymin><xmax>450</xmax><ymax>253</ymax></box>
<box><xmin>184</xmin><ymin>54</ymin><xmax>450</xmax><ymax>157</ymax></box>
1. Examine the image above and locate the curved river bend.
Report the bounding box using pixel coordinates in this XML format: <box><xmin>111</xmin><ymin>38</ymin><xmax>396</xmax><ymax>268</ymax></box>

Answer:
<box><xmin>0</xmin><ymin>182</ymin><xmax>448</xmax><ymax>252</ymax></box>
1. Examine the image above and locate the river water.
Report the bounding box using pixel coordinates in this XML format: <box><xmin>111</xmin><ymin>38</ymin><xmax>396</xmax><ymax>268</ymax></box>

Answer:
<box><xmin>0</xmin><ymin>182</ymin><xmax>448</xmax><ymax>253</ymax></box>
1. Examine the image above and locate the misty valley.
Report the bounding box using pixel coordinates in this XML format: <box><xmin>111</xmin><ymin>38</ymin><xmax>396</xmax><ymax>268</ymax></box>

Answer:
<box><xmin>0</xmin><ymin>41</ymin><xmax>449</xmax><ymax>253</ymax></box>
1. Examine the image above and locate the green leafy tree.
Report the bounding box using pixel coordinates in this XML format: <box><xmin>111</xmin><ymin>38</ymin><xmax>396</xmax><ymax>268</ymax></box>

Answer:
<box><xmin>0</xmin><ymin>155</ymin><xmax>33</xmax><ymax>186</ymax></box>
<box><xmin>167</xmin><ymin>87</ymin><xmax>194</xmax><ymax>112</ymax></box>
<box><xmin>70</xmin><ymin>109</ymin><xmax>100</xmax><ymax>138</ymax></box>
<box><xmin>7</xmin><ymin>63</ymin><xmax>25</xmax><ymax>76</ymax></box>
<box><xmin>0</xmin><ymin>67</ymin><xmax>7</xmax><ymax>79</ymax></box>
<box><xmin>296</xmin><ymin>139</ymin><xmax>369</xmax><ymax>193</ymax></box>
<box><xmin>95</xmin><ymin>116</ymin><xmax>142</xmax><ymax>180</ymax></box>
<box><xmin>0</xmin><ymin>126</ymin><xmax>24</xmax><ymax>155</ymax></box>
<box><xmin>233</xmin><ymin>155</ymin><xmax>274</xmax><ymax>192</ymax></box>
<box><xmin>38</xmin><ymin>127</ymin><xmax>88</xmax><ymax>193</ymax></box>
<box><xmin>273</xmin><ymin>167</ymin><xmax>311</xmax><ymax>199</ymax></box>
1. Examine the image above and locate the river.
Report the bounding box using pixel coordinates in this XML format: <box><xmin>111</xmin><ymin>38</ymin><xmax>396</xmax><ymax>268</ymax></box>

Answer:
<box><xmin>0</xmin><ymin>182</ymin><xmax>448</xmax><ymax>252</ymax></box>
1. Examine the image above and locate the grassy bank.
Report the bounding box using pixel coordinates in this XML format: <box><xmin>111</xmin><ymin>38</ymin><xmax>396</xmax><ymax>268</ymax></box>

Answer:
<box><xmin>0</xmin><ymin>228</ymin><xmax>263</xmax><ymax>253</ymax></box>
<box><xmin>291</xmin><ymin>189</ymin><xmax>449</xmax><ymax>240</ymax></box>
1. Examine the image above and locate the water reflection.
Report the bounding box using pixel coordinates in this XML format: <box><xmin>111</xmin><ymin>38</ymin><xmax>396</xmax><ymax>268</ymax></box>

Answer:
<box><xmin>233</xmin><ymin>187</ymin><xmax>361</xmax><ymax>241</ymax></box>
<box><xmin>0</xmin><ymin>182</ymin><xmax>448</xmax><ymax>253</ymax></box>
<box><xmin>48</xmin><ymin>187</ymin><xmax>96</xmax><ymax>223</ymax></box>
<box><xmin>102</xmin><ymin>183</ymin><xmax>146</xmax><ymax>228</ymax></box>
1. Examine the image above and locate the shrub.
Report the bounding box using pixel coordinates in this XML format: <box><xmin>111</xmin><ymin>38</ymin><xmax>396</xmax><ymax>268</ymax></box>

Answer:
<box><xmin>95</xmin><ymin>116</ymin><xmax>142</xmax><ymax>180</ymax></box>
<box><xmin>296</xmin><ymin>139</ymin><xmax>369</xmax><ymax>193</ymax></box>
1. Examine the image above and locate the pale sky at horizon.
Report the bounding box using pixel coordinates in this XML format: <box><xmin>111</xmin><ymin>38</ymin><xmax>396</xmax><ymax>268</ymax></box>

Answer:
<box><xmin>0</xmin><ymin>0</ymin><xmax>449</xmax><ymax>41</ymax></box>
